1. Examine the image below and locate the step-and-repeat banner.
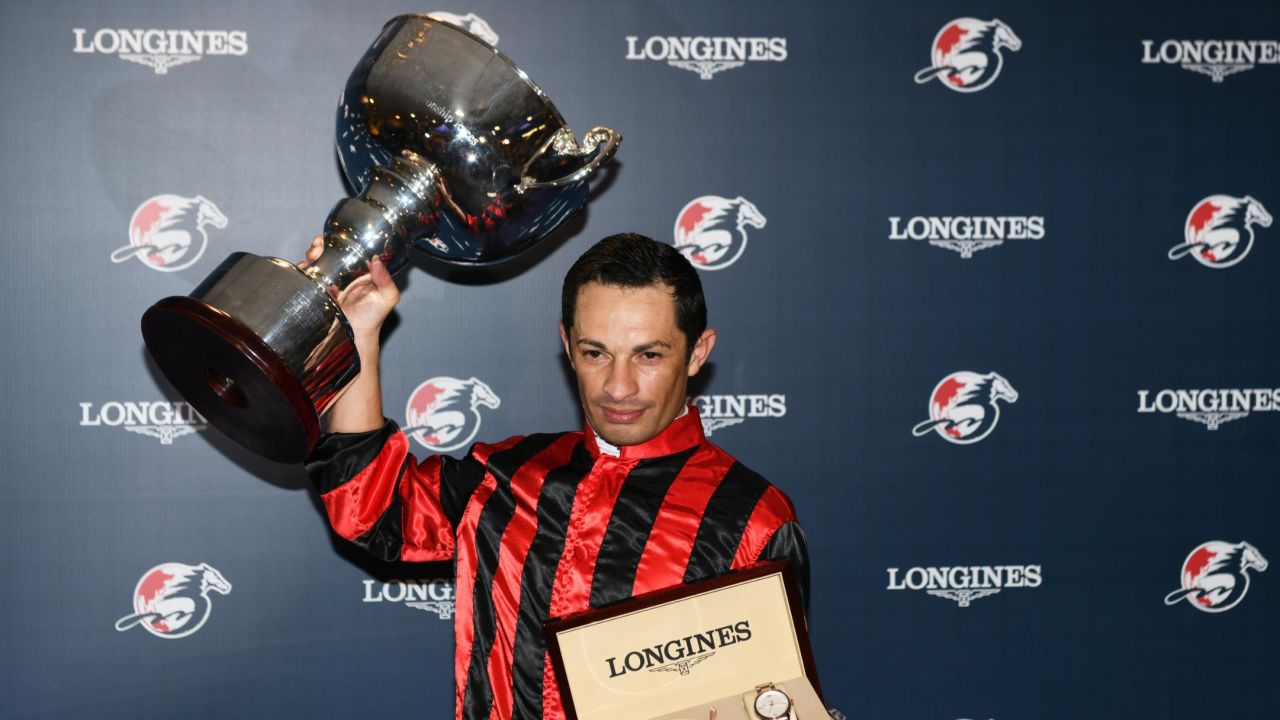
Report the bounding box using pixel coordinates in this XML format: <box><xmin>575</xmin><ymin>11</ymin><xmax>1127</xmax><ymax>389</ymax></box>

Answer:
<box><xmin>2</xmin><ymin>1</ymin><xmax>1277</xmax><ymax>718</ymax></box>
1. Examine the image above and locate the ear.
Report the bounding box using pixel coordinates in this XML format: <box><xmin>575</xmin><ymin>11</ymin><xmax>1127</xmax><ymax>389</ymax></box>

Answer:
<box><xmin>686</xmin><ymin>328</ymin><xmax>717</xmax><ymax>377</ymax></box>
<box><xmin>559</xmin><ymin>323</ymin><xmax>574</xmax><ymax>368</ymax></box>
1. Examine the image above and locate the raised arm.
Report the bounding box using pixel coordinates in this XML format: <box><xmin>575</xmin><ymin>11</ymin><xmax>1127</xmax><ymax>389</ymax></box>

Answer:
<box><xmin>300</xmin><ymin>235</ymin><xmax>473</xmax><ymax>562</ymax></box>
<box><xmin>299</xmin><ymin>234</ymin><xmax>400</xmax><ymax>433</ymax></box>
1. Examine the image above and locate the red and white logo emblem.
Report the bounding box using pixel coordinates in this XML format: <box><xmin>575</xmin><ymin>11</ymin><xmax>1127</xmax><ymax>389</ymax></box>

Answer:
<box><xmin>1164</xmin><ymin>541</ymin><xmax>1267</xmax><ymax>613</ymax></box>
<box><xmin>673</xmin><ymin>195</ymin><xmax>766</xmax><ymax>270</ymax></box>
<box><xmin>404</xmin><ymin>376</ymin><xmax>501</xmax><ymax>452</ymax></box>
<box><xmin>111</xmin><ymin>194</ymin><xmax>227</xmax><ymax>272</ymax></box>
<box><xmin>911</xmin><ymin>371</ymin><xmax>1018</xmax><ymax>444</ymax></box>
<box><xmin>913</xmin><ymin>18</ymin><xmax>1022</xmax><ymax>92</ymax></box>
<box><xmin>114</xmin><ymin>562</ymin><xmax>231</xmax><ymax>639</ymax></box>
<box><xmin>1168</xmin><ymin>195</ymin><xmax>1271</xmax><ymax>269</ymax></box>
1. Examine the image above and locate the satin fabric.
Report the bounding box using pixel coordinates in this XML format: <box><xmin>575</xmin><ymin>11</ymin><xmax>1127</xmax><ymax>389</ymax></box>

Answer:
<box><xmin>305</xmin><ymin>406</ymin><xmax>810</xmax><ymax>719</ymax></box>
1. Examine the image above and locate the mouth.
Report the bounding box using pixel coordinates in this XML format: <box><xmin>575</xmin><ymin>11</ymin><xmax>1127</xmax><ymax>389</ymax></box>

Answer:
<box><xmin>599</xmin><ymin>406</ymin><xmax>646</xmax><ymax>424</ymax></box>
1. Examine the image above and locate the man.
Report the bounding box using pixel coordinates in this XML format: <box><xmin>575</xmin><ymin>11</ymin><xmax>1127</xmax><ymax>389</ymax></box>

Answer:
<box><xmin>303</xmin><ymin>233</ymin><xmax>809</xmax><ymax>719</ymax></box>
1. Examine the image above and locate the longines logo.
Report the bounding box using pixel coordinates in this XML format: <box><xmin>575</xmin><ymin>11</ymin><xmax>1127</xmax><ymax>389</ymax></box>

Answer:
<box><xmin>362</xmin><ymin>579</ymin><xmax>455</xmax><ymax>620</ymax></box>
<box><xmin>80</xmin><ymin>401</ymin><xmax>207</xmax><ymax>444</ymax></box>
<box><xmin>607</xmin><ymin>620</ymin><xmax>751</xmax><ymax>678</ymax></box>
<box><xmin>1141</xmin><ymin>39</ymin><xmax>1279</xmax><ymax>82</ymax></box>
<box><xmin>1137</xmin><ymin>388</ymin><xmax>1280</xmax><ymax>430</ymax></box>
<box><xmin>690</xmin><ymin>394</ymin><xmax>786</xmax><ymax>436</ymax></box>
<box><xmin>625</xmin><ymin>36</ymin><xmax>787</xmax><ymax>79</ymax></box>
<box><xmin>887</xmin><ymin>565</ymin><xmax>1042</xmax><ymax>607</ymax></box>
<box><xmin>73</xmin><ymin>27</ymin><xmax>248</xmax><ymax>74</ymax></box>
<box><xmin>889</xmin><ymin>216</ymin><xmax>1044</xmax><ymax>258</ymax></box>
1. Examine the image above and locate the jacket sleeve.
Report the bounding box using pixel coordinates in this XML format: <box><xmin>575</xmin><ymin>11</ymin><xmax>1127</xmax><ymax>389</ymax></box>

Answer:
<box><xmin>304</xmin><ymin>418</ymin><xmax>486</xmax><ymax>562</ymax></box>
<box><xmin>728</xmin><ymin>481</ymin><xmax>812</xmax><ymax>617</ymax></box>
<box><xmin>757</xmin><ymin>520</ymin><xmax>811</xmax><ymax>617</ymax></box>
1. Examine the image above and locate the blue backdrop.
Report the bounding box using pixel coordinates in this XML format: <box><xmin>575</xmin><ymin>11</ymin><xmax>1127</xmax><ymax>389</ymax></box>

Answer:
<box><xmin>1</xmin><ymin>1</ymin><xmax>1277</xmax><ymax>718</ymax></box>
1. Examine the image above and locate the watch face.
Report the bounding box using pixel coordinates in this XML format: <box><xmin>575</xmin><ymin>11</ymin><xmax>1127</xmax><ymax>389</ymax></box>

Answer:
<box><xmin>754</xmin><ymin>688</ymin><xmax>791</xmax><ymax>719</ymax></box>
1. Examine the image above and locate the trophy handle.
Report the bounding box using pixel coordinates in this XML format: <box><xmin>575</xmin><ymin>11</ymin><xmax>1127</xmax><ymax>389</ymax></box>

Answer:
<box><xmin>517</xmin><ymin>126</ymin><xmax>621</xmax><ymax>191</ymax></box>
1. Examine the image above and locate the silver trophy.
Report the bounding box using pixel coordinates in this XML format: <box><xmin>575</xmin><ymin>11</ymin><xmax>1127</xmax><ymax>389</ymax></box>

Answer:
<box><xmin>141</xmin><ymin>15</ymin><xmax>620</xmax><ymax>462</ymax></box>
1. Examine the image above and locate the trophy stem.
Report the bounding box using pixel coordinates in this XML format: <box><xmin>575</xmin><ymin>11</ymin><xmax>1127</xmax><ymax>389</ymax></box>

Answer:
<box><xmin>306</xmin><ymin>152</ymin><xmax>442</xmax><ymax>294</ymax></box>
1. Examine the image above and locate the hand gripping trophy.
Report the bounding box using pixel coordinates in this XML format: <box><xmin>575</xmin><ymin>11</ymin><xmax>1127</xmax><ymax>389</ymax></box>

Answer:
<box><xmin>140</xmin><ymin>15</ymin><xmax>620</xmax><ymax>462</ymax></box>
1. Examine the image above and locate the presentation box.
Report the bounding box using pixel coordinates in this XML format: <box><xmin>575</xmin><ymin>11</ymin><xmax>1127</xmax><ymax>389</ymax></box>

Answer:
<box><xmin>545</xmin><ymin>561</ymin><xmax>824</xmax><ymax>720</ymax></box>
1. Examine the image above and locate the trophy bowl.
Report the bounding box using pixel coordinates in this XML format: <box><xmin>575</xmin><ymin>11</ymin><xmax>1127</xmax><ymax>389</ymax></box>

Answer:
<box><xmin>141</xmin><ymin>15</ymin><xmax>620</xmax><ymax>462</ymax></box>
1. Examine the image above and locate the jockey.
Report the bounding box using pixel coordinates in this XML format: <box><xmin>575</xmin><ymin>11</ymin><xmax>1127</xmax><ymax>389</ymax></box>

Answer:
<box><xmin>300</xmin><ymin>233</ymin><xmax>810</xmax><ymax>719</ymax></box>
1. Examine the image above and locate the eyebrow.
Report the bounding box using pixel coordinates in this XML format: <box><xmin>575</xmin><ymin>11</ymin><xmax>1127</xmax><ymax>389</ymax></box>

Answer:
<box><xmin>575</xmin><ymin>338</ymin><xmax>675</xmax><ymax>353</ymax></box>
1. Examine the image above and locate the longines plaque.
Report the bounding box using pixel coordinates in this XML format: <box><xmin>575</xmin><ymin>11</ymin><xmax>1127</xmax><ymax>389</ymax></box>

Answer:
<box><xmin>545</xmin><ymin>561</ymin><xmax>824</xmax><ymax>720</ymax></box>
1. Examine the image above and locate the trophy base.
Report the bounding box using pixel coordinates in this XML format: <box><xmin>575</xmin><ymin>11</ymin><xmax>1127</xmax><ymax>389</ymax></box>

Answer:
<box><xmin>142</xmin><ymin>296</ymin><xmax>320</xmax><ymax>463</ymax></box>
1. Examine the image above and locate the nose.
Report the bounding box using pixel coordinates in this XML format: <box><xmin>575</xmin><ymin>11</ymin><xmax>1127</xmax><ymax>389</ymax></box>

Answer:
<box><xmin>603</xmin><ymin>358</ymin><xmax>639</xmax><ymax>402</ymax></box>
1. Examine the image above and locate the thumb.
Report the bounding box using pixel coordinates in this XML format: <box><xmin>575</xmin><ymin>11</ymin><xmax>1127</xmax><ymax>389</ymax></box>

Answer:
<box><xmin>368</xmin><ymin>256</ymin><xmax>395</xmax><ymax>292</ymax></box>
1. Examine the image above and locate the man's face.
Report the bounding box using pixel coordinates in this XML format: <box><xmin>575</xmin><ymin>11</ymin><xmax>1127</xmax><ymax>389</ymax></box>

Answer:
<box><xmin>560</xmin><ymin>282</ymin><xmax>715</xmax><ymax>447</ymax></box>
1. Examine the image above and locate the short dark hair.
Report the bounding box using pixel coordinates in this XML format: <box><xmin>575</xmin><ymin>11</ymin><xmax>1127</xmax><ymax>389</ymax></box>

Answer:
<box><xmin>561</xmin><ymin>233</ymin><xmax>707</xmax><ymax>357</ymax></box>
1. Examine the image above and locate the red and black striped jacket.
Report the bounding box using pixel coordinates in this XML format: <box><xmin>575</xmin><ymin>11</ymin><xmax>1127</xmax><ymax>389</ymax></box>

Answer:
<box><xmin>305</xmin><ymin>406</ymin><xmax>809</xmax><ymax>720</ymax></box>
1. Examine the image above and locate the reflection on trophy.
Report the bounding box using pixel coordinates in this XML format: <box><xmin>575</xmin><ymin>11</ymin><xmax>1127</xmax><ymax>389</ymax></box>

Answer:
<box><xmin>140</xmin><ymin>15</ymin><xmax>620</xmax><ymax>462</ymax></box>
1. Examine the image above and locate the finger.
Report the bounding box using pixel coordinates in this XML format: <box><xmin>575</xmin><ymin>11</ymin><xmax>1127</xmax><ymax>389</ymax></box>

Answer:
<box><xmin>370</xmin><ymin>257</ymin><xmax>400</xmax><ymax>304</ymax></box>
<box><xmin>369</xmin><ymin>256</ymin><xmax>395</xmax><ymax>290</ymax></box>
<box><xmin>333</xmin><ymin>275</ymin><xmax>371</xmax><ymax>306</ymax></box>
<box><xmin>299</xmin><ymin>236</ymin><xmax>326</xmax><ymax>269</ymax></box>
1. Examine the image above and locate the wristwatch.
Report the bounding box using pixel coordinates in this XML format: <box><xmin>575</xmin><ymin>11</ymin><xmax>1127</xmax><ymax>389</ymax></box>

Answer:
<box><xmin>753</xmin><ymin>682</ymin><xmax>793</xmax><ymax>720</ymax></box>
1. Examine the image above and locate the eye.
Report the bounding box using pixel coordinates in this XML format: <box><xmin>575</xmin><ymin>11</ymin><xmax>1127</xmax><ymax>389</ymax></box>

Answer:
<box><xmin>581</xmin><ymin>349</ymin><xmax>604</xmax><ymax>360</ymax></box>
<box><xmin>640</xmin><ymin>351</ymin><xmax>663</xmax><ymax>361</ymax></box>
